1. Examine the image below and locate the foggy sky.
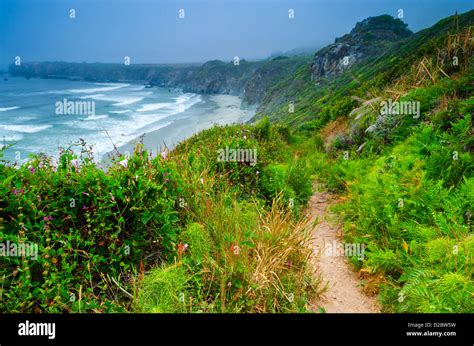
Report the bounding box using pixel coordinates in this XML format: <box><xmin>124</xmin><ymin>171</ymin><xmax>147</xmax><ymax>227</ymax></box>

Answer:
<box><xmin>0</xmin><ymin>0</ymin><xmax>472</xmax><ymax>69</ymax></box>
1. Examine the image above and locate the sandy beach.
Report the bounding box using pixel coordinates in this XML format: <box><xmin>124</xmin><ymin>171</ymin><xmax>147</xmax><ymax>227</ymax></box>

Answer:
<box><xmin>108</xmin><ymin>94</ymin><xmax>255</xmax><ymax>158</ymax></box>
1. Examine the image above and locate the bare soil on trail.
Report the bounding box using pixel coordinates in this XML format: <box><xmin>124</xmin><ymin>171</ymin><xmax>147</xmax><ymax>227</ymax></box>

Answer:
<box><xmin>308</xmin><ymin>185</ymin><xmax>380</xmax><ymax>313</ymax></box>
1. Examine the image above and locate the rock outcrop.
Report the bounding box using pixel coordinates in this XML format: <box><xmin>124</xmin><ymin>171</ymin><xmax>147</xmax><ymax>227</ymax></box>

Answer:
<box><xmin>310</xmin><ymin>15</ymin><xmax>412</xmax><ymax>84</ymax></box>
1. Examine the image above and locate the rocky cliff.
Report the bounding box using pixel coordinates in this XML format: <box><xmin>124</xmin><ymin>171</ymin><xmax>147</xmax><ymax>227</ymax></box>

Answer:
<box><xmin>8</xmin><ymin>57</ymin><xmax>307</xmax><ymax>106</ymax></box>
<box><xmin>310</xmin><ymin>15</ymin><xmax>413</xmax><ymax>84</ymax></box>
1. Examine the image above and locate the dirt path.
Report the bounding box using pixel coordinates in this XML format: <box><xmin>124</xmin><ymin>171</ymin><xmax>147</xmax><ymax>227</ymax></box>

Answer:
<box><xmin>308</xmin><ymin>185</ymin><xmax>380</xmax><ymax>313</ymax></box>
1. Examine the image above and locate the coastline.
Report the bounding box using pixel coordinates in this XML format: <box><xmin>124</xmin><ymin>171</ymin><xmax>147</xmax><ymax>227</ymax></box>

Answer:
<box><xmin>105</xmin><ymin>94</ymin><xmax>255</xmax><ymax>159</ymax></box>
<box><xmin>0</xmin><ymin>76</ymin><xmax>255</xmax><ymax>163</ymax></box>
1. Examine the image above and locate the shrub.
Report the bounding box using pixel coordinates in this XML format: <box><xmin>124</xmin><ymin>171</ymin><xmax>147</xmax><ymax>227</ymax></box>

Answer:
<box><xmin>0</xmin><ymin>145</ymin><xmax>180</xmax><ymax>312</ymax></box>
<box><xmin>135</xmin><ymin>264</ymin><xmax>188</xmax><ymax>313</ymax></box>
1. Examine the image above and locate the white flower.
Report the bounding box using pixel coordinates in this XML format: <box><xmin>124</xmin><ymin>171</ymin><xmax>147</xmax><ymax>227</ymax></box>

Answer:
<box><xmin>161</xmin><ymin>150</ymin><xmax>168</xmax><ymax>160</ymax></box>
<box><xmin>118</xmin><ymin>159</ymin><xmax>128</xmax><ymax>168</ymax></box>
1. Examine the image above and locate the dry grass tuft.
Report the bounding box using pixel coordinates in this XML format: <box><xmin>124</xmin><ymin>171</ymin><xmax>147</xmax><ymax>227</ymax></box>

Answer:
<box><xmin>246</xmin><ymin>199</ymin><xmax>323</xmax><ymax>312</ymax></box>
<box><xmin>320</xmin><ymin>117</ymin><xmax>350</xmax><ymax>151</ymax></box>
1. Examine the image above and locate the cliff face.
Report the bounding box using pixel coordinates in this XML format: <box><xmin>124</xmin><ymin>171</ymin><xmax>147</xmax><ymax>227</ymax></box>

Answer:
<box><xmin>8</xmin><ymin>57</ymin><xmax>307</xmax><ymax>106</ymax></box>
<box><xmin>149</xmin><ymin>60</ymin><xmax>263</xmax><ymax>96</ymax></box>
<box><xmin>310</xmin><ymin>15</ymin><xmax>413</xmax><ymax>83</ymax></box>
<box><xmin>9</xmin><ymin>60</ymin><xmax>266</xmax><ymax>101</ymax></box>
<box><xmin>242</xmin><ymin>56</ymin><xmax>309</xmax><ymax>105</ymax></box>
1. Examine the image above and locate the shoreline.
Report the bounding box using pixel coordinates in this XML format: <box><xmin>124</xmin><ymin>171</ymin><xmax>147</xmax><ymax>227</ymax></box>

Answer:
<box><xmin>0</xmin><ymin>77</ymin><xmax>256</xmax><ymax>164</ymax></box>
<box><xmin>104</xmin><ymin>94</ymin><xmax>256</xmax><ymax>160</ymax></box>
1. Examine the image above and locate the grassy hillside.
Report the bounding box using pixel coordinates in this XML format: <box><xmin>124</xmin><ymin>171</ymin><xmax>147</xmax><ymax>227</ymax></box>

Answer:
<box><xmin>254</xmin><ymin>11</ymin><xmax>474</xmax><ymax>126</ymax></box>
<box><xmin>283</xmin><ymin>11</ymin><xmax>474</xmax><ymax>312</ymax></box>
<box><xmin>0</xmin><ymin>120</ymin><xmax>320</xmax><ymax>312</ymax></box>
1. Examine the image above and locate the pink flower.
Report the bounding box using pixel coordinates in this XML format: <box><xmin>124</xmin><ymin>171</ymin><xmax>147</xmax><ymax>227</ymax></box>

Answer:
<box><xmin>82</xmin><ymin>192</ymin><xmax>89</xmax><ymax>196</ymax></box>
<box><xmin>43</xmin><ymin>216</ymin><xmax>53</xmax><ymax>221</ymax></box>
<box><xmin>12</xmin><ymin>188</ymin><xmax>24</xmax><ymax>195</ymax></box>
<box><xmin>29</xmin><ymin>167</ymin><xmax>35</xmax><ymax>174</ymax></box>
<box><xmin>71</xmin><ymin>159</ymin><xmax>79</xmax><ymax>168</ymax></box>
<box><xmin>118</xmin><ymin>159</ymin><xmax>128</xmax><ymax>168</ymax></box>
<box><xmin>39</xmin><ymin>162</ymin><xmax>44</xmax><ymax>169</ymax></box>
<box><xmin>161</xmin><ymin>150</ymin><xmax>168</xmax><ymax>160</ymax></box>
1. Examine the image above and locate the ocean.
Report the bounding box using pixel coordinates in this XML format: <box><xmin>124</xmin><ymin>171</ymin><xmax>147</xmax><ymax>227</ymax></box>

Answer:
<box><xmin>0</xmin><ymin>77</ymin><xmax>254</xmax><ymax>163</ymax></box>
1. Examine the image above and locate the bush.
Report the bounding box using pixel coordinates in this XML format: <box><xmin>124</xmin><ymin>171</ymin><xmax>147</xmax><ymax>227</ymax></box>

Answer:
<box><xmin>259</xmin><ymin>164</ymin><xmax>295</xmax><ymax>205</ymax></box>
<box><xmin>0</xmin><ymin>145</ymin><xmax>180</xmax><ymax>312</ymax></box>
<box><xmin>135</xmin><ymin>264</ymin><xmax>188</xmax><ymax>313</ymax></box>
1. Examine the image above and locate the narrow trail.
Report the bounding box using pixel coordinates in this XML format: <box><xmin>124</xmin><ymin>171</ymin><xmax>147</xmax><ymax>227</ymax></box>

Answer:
<box><xmin>308</xmin><ymin>185</ymin><xmax>380</xmax><ymax>313</ymax></box>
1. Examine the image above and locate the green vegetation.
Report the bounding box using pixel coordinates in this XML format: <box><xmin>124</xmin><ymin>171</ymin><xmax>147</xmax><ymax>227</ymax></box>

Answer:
<box><xmin>1</xmin><ymin>11</ymin><xmax>472</xmax><ymax>313</ymax></box>
<box><xmin>298</xmin><ymin>12</ymin><xmax>473</xmax><ymax>312</ymax></box>
<box><xmin>0</xmin><ymin>121</ymin><xmax>318</xmax><ymax>312</ymax></box>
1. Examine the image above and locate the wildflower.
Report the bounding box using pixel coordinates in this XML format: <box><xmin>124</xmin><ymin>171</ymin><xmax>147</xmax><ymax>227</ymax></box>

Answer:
<box><xmin>243</xmin><ymin>135</ymin><xmax>247</xmax><ymax>140</ymax></box>
<box><xmin>165</xmin><ymin>178</ymin><xmax>170</xmax><ymax>184</ymax></box>
<box><xmin>38</xmin><ymin>162</ymin><xmax>44</xmax><ymax>169</ymax></box>
<box><xmin>43</xmin><ymin>216</ymin><xmax>54</xmax><ymax>222</ymax></box>
<box><xmin>256</xmin><ymin>170</ymin><xmax>260</xmax><ymax>175</ymax></box>
<box><xmin>161</xmin><ymin>150</ymin><xmax>168</xmax><ymax>160</ymax></box>
<box><xmin>118</xmin><ymin>159</ymin><xmax>128</xmax><ymax>168</ymax></box>
<box><xmin>200</xmin><ymin>178</ymin><xmax>204</xmax><ymax>185</ymax></box>
<box><xmin>82</xmin><ymin>192</ymin><xmax>89</xmax><ymax>196</ymax></box>
<box><xmin>12</xmin><ymin>188</ymin><xmax>24</xmax><ymax>195</ymax></box>
<box><xmin>70</xmin><ymin>159</ymin><xmax>79</xmax><ymax>168</ymax></box>
<box><xmin>29</xmin><ymin>167</ymin><xmax>35</xmax><ymax>174</ymax></box>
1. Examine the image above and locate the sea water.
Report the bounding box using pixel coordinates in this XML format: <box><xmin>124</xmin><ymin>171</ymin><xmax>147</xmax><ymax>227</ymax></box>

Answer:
<box><xmin>0</xmin><ymin>77</ymin><xmax>226</xmax><ymax>163</ymax></box>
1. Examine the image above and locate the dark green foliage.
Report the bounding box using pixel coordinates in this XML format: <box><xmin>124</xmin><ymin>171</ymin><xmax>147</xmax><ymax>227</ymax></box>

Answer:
<box><xmin>0</xmin><ymin>145</ymin><xmax>180</xmax><ymax>312</ymax></box>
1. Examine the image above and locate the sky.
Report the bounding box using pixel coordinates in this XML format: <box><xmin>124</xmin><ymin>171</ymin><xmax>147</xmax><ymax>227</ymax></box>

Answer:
<box><xmin>0</xmin><ymin>0</ymin><xmax>472</xmax><ymax>69</ymax></box>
